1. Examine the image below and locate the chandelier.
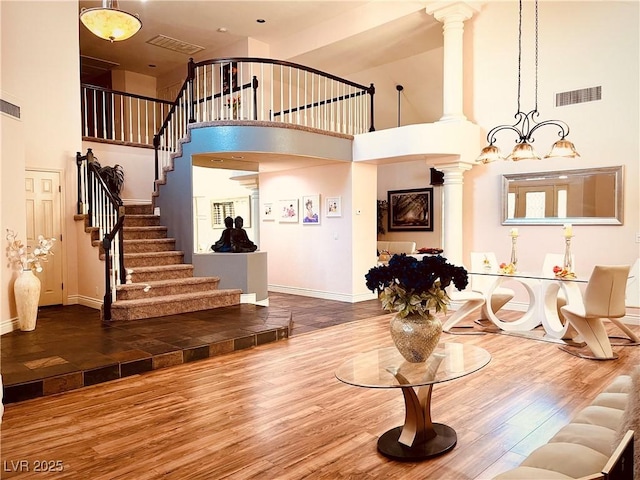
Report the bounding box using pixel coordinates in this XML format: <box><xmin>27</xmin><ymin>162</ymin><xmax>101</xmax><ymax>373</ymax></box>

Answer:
<box><xmin>80</xmin><ymin>0</ymin><xmax>142</xmax><ymax>43</ymax></box>
<box><xmin>476</xmin><ymin>0</ymin><xmax>579</xmax><ymax>163</ymax></box>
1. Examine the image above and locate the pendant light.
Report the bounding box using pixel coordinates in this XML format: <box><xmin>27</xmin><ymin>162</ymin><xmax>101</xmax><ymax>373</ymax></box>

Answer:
<box><xmin>80</xmin><ymin>0</ymin><xmax>142</xmax><ymax>43</ymax></box>
<box><xmin>476</xmin><ymin>0</ymin><xmax>579</xmax><ymax>164</ymax></box>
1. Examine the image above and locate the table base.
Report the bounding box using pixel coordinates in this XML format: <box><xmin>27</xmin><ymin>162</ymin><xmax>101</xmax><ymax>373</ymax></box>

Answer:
<box><xmin>377</xmin><ymin>423</ymin><xmax>457</xmax><ymax>461</ymax></box>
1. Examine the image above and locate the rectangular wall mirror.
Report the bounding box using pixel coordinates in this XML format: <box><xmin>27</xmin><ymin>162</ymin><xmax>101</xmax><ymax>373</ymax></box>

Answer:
<box><xmin>502</xmin><ymin>166</ymin><xmax>624</xmax><ymax>225</ymax></box>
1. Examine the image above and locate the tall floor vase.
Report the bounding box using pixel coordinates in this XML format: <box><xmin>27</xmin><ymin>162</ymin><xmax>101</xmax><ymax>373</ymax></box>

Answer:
<box><xmin>14</xmin><ymin>269</ymin><xmax>41</xmax><ymax>331</ymax></box>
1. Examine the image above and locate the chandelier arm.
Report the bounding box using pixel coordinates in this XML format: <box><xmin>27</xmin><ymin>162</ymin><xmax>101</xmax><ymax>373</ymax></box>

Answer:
<box><xmin>528</xmin><ymin>119</ymin><xmax>571</xmax><ymax>141</ymax></box>
<box><xmin>486</xmin><ymin>124</ymin><xmax>525</xmax><ymax>145</ymax></box>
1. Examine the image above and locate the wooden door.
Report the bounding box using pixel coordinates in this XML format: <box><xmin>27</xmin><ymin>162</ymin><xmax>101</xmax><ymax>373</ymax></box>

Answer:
<box><xmin>25</xmin><ymin>170</ymin><xmax>63</xmax><ymax>306</ymax></box>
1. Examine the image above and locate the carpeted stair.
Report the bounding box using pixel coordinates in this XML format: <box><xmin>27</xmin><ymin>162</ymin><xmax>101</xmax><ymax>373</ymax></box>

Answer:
<box><xmin>80</xmin><ymin>203</ymin><xmax>241</xmax><ymax>321</ymax></box>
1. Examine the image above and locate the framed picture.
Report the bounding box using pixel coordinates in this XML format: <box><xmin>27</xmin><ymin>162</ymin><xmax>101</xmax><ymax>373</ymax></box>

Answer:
<box><xmin>326</xmin><ymin>196</ymin><xmax>342</xmax><ymax>217</ymax></box>
<box><xmin>278</xmin><ymin>199</ymin><xmax>299</xmax><ymax>223</ymax></box>
<box><xmin>262</xmin><ymin>202</ymin><xmax>275</xmax><ymax>221</ymax></box>
<box><xmin>302</xmin><ymin>195</ymin><xmax>320</xmax><ymax>224</ymax></box>
<box><xmin>222</xmin><ymin>62</ymin><xmax>238</xmax><ymax>95</ymax></box>
<box><xmin>388</xmin><ymin>188</ymin><xmax>433</xmax><ymax>231</ymax></box>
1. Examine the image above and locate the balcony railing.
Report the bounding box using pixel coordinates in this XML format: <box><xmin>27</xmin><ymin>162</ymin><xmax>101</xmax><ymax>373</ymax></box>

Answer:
<box><xmin>154</xmin><ymin>57</ymin><xmax>375</xmax><ymax>188</ymax></box>
<box><xmin>81</xmin><ymin>84</ymin><xmax>173</xmax><ymax>146</ymax></box>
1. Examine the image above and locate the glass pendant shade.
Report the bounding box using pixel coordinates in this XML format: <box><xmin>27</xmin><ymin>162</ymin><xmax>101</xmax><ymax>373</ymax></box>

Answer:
<box><xmin>544</xmin><ymin>139</ymin><xmax>580</xmax><ymax>159</ymax></box>
<box><xmin>475</xmin><ymin>145</ymin><xmax>505</xmax><ymax>164</ymax></box>
<box><xmin>80</xmin><ymin>0</ymin><xmax>142</xmax><ymax>42</ymax></box>
<box><xmin>508</xmin><ymin>142</ymin><xmax>541</xmax><ymax>161</ymax></box>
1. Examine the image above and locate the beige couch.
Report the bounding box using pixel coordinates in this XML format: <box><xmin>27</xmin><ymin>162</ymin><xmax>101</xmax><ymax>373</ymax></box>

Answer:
<box><xmin>376</xmin><ymin>241</ymin><xmax>416</xmax><ymax>256</ymax></box>
<box><xmin>494</xmin><ymin>368</ymin><xmax>638</xmax><ymax>479</ymax></box>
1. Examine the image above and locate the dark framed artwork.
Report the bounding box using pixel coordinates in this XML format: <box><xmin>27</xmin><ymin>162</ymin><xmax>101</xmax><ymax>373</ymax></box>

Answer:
<box><xmin>222</xmin><ymin>62</ymin><xmax>238</xmax><ymax>95</ymax></box>
<box><xmin>388</xmin><ymin>188</ymin><xmax>434</xmax><ymax>231</ymax></box>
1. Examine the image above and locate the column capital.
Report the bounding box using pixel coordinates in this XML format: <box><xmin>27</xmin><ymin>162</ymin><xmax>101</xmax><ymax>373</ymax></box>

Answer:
<box><xmin>425</xmin><ymin>2</ymin><xmax>482</xmax><ymax>23</ymax></box>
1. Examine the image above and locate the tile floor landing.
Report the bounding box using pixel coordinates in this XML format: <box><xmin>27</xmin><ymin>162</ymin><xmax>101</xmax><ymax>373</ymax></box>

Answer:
<box><xmin>1</xmin><ymin>293</ymin><xmax>385</xmax><ymax>404</ymax></box>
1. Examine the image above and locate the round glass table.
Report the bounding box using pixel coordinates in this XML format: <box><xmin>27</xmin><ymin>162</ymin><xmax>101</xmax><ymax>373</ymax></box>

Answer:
<box><xmin>335</xmin><ymin>343</ymin><xmax>491</xmax><ymax>461</ymax></box>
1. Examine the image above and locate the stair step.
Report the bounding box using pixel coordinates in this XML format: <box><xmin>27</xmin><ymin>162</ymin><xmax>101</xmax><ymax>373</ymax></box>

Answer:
<box><xmin>124</xmin><ymin>204</ymin><xmax>154</xmax><ymax>215</ymax></box>
<box><xmin>123</xmin><ymin>226</ymin><xmax>168</xmax><ymax>240</ymax></box>
<box><xmin>123</xmin><ymin>238</ymin><xmax>176</xmax><ymax>253</ymax></box>
<box><xmin>124</xmin><ymin>215</ymin><xmax>161</xmax><ymax>227</ymax></box>
<box><xmin>124</xmin><ymin>251</ymin><xmax>185</xmax><ymax>268</ymax></box>
<box><xmin>109</xmin><ymin>290</ymin><xmax>242</xmax><ymax>321</ymax></box>
<box><xmin>116</xmin><ymin>277</ymin><xmax>222</xmax><ymax>300</ymax></box>
<box><xmin>127</xmin><ymin>264</ymin><xmax>194</xmax><ymax>282</ymax></box>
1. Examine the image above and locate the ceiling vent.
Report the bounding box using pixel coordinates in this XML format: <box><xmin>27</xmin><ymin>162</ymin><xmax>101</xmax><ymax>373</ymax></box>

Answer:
<box><xmin>556</xmin><ymin>86</ymin><xmax>601</xmax><ymax>107</ymax></box>
<box><xmin>0</xmin><ymin>99</ymin><xmax>20</xmax><ymax>119</ymax></box>
<box><xmin>146</xmin><ymin>34</ymin><xmax>205</xmax><ymax>55</ymax></box>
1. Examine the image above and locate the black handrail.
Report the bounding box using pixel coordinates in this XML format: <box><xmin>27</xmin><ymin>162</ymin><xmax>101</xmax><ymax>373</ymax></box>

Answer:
<box><xmin>102</xmin><ymin>211</ymin><xmax>125</xmax><ymax>321</ymax></box>
<box><xmin>76</xmin><ymin>148</ymin><xmax>127</xmax><ymax>321</ymax></box>
<box><xmin>81</xmin><ymin>83</ymin><xmax>175</xmax><ymax>106</ymax></box>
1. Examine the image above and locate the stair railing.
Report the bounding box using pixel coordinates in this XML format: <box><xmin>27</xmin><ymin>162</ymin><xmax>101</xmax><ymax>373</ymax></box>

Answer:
<box><xmin>81</xmin><ymin>84</ymin><xmax>173</xmax><ymax>146</ymax></box>
<box><xmin>153</xmin><ymin>57</ymin><xmax>375</xmax><ymax>189</ymax></box>
<box><xmin>76</xmin><ymin>148</ymin><xmax>126</xmax><ymax>321</ymax></box>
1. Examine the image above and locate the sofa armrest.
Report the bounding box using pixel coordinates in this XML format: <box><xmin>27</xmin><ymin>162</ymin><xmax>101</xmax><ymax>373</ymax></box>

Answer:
<box><xmin>601</xmin><ymin>429</ymin><xmax>634</xmax><ymax>480</ymax></box>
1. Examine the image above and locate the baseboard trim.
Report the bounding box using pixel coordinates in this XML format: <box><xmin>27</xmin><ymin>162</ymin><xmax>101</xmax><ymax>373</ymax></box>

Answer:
<box><xmin>73</xmin><ymin>295</ymin><xmax>102</xmax><ymax>310</ymax></box>
<box><xmin>1</xmin><ymin>317</ymin><xmax>19</xmax><ymax>335</ymax></box>
<box><xmin>268</xmin><ymin>285</ymin><xmax>377</xmax><ymax>303</ymax></box>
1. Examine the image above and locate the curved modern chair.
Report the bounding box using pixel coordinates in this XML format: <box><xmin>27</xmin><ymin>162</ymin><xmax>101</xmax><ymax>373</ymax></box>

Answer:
<box><xmin>442</xmin><ymin>252</ymin><xmax>515</xmax><ymax>334</ymax></box>
<box><xmin>470</xmin><ymin>252</ymin><xmax>515</xmax><ymax>321</ymax></box>
<box><xmin>442</xmin><ymin>288</ymin><xmax>485</xmax><ymax>334</ymax></box>
<box><xmin>560</xmin><ymin>264</ymin><xmax>630</xmax><ymax>360</ymax></box>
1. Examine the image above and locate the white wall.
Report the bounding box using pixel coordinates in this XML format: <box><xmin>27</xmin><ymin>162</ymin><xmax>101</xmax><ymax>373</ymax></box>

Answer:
<box><xmin>1</xmin><ymin>1</ymin><xmax>82</xmax><ymax>328</ymax></box>
<box><xmin>82</xmin><ymin>141</ymin><xmax>156</xmax><ymax>204</ymax></box>
<box><xmin>260</xmin><ymin>162</ymin><xmax>372</xmax><ymax>301</ymax></box>
<box><xmin>464</xmin><ymin>1</ymin><xmax>639</xmax><ymax>277</ymax></box>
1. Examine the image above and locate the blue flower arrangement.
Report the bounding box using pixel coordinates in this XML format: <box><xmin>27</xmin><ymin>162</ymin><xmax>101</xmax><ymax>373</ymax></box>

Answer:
<box><xmin>365</xmin><ymin>254</ymin><xmax>468</xmax><ymax>318</ymax></box>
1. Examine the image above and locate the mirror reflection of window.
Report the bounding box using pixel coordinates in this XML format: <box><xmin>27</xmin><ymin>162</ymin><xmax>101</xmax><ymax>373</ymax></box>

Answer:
<box><xmin>502</xmin><ymin>166</ymin><xmax>622</xmax><ymax>225</ymax></box>
<box><xmin>557</xmin><ymin>189</ymin><xmax>567</xmax><ymax>218</ymax></box>
<box><xmin>524</xmin><ymin>191</ymin><xmax>546</xmax><ymax>218</ymax></box>
<box><xmin>507</xmin><ymin>192</ymin><xmax>516</xmax><ymax>219</ymax></box>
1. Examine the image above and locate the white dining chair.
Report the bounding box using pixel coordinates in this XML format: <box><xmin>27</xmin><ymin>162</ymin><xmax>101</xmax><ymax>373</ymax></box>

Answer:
<box><xmin>560</xmin><ymin>264</ymin><xmax>630</xmax><ymax>360</ymax></box>
<box><xmin>470</xmin><ymin>252</ymin><xmax>515</xmax><ymax>320</ymax></box>
<box><xmin>442</xmin><ymin>288</ymin><xmax>485</xmax><ymax>334</ymax></box>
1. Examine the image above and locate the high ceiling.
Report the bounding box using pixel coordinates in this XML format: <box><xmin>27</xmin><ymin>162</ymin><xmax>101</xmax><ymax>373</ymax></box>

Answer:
<box><xmin>78</xmin><ymin>1</ymin><xmax>442</xmax><ymax>85</ymax></box>
<box><xmin>78</xmin><ymin>1</ymin><xmax>448</xmax><ymax>169</ymax></box>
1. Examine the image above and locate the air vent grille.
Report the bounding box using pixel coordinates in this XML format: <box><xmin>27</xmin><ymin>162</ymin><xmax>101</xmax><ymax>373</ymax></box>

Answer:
<box><xmin>1</xmin><ymin>99</ymin><xmax>20</xmax><ymax>119</ymax></box>
<box><xmin>147</xmin><ymin>34</ymin><xmax>205</xmax><ymax>55</ymax></box>
<box><xmin>556</xmin><ymin>86</ymin><xmax>601</xmax><ymax>107</ymax></box>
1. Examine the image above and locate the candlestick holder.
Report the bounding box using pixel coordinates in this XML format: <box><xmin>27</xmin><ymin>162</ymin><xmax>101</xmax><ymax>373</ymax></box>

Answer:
<box><xmin>510</xmin><ymin>236</ymin><xmax>518</xmax><ymax>269</ymax></box>
<box><xmin>563</xmin><ymin>235</ymin><xmax>573</xmax><ymax>272</ymax></box>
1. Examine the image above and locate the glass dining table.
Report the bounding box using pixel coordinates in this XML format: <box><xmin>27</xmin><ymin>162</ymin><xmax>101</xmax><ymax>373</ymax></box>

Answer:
<box><xmin>469</xmin><ymin>270</ymin><xmax>588</xmax><ymax>338</ymax></box>
<box><xmin>335</xmin><ymin>343</ymin><xmax>491</xmax><ymax>461</ymax></box>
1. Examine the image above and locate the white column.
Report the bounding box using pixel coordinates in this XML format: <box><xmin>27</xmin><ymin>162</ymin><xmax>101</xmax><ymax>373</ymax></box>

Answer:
<box><xmin>426</xmin><ymin>2</ymin><xmax>479</xmax><ymax>122</ymax></box>
<box><xmin>436</xmin><ymin>163</ymin><xmax>472</xmax><ymax>266</ymax></box>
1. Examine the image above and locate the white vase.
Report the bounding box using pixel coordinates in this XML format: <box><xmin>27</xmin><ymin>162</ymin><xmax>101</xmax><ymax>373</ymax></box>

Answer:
<box><xmin>14</xmin><ymin>269</ymin><xmax>41</xmax><ymax>331</ymax></box>
<box><xmin>390</xmin><ymin>313</ymin><xmax>442</xmax><ymax>363</ymax></box>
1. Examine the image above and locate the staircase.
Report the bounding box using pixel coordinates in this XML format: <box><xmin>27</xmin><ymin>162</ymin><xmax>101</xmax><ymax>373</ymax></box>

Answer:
<box><xmin>84</xmin><ymin>204</ymin><xmax>241</xmax><ymax>321</ymax></box>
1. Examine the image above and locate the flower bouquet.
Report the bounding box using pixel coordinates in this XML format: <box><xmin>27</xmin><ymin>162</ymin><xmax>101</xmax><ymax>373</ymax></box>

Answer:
<box><xmin>553</xmin><ymin>265</ymin><xmax>576</xmax><ymax>279</ymax></box>
<box><xmin>6</xmin><ymin>229</ymin><xmax>55</xmax><ymax>272</ymax></box>
<box><xmin>366</xmin><ymin>254</ymin><xmax>468</xmax><ymax>362</ymax></box>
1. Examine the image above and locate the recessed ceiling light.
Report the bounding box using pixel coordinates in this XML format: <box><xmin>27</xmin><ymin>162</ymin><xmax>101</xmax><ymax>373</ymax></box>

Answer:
<box><xmin>256</xmin><ymin>19</ymin><xmax>266</xmax><ymax>23</ymax></box>
<box><xmin>217</xmin><ymin>27</ymin><xmax>228</xmax><ymax>33</ymax></box>
<box><xmin>231</xmin><ymin>155</ymin><xmax>245</xmax><ymax>159</ymax></box>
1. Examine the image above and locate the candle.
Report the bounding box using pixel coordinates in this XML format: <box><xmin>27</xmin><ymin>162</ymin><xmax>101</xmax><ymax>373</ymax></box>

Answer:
<box><xmin>563</xmin><ymin>224</ymin><xmax>573</xmax><ymax>237</ymax></box>
<box><xmin>510</xmin><ymin>228</ymin><xmax>519</xmax><ymax>237</ymax></box>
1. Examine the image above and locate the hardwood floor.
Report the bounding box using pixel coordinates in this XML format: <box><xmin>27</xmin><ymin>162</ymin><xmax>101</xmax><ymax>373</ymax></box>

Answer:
<box><xmin>1</xmin><ymin>303</ymin><xmax>638</xmax><ymax>479</ymax></box>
